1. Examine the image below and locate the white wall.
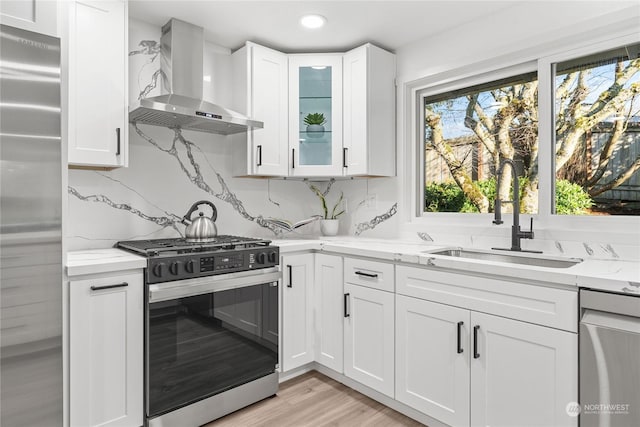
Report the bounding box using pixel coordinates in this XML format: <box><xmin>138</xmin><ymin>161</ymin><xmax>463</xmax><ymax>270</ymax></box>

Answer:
<box><xmin>396</xmin><ymin>2</ymin><xmax>639</xmax><ymax>83</ymax></box>
<box><xmin>394</xmin><ymin>2</ymin><xmax>640</xmax><ymax>259</ymax></box>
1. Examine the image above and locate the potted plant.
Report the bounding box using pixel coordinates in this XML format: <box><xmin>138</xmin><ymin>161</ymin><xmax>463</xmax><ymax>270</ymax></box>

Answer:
<box><xmin>311</xmin><ymin>185</ymin><xmax>345</xmax><ymax>236</ymax></box>
<box><xmin>303</xmin><ymin>112</ymin><xmax>326</xmax><ymax>138</ymax></box>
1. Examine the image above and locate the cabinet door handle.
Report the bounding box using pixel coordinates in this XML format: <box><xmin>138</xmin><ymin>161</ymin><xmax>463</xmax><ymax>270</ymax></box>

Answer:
<box><xmin>355</xmin><ymin>271</ymin><xmax>378</xmax><ymax>278</ymax></box>
<box><xmin>116</xmin><ymin>127</ymin><xmax>121</xmax><ymax>156</ymax></box>
<box><xmin>287</xmin><ymin>265</ymin><xmax>292</xmax><ymax>288</ymax></box>
<box><xmin>344</xmin><ymin>293</ymin><xmax>350</xmax><ymax>317</ymax></box>
<box><xmin>457</xmin><ymin>321</ymin><xmax>464</xmax><ymax>354</ymax></box>
<box><xmin>343</xmin><ymin>147</ymin><xmax>348</xmax><ymax>168</ymax></box>
<box><xmin>90</xmin><ymin>282</ymin><xmax>128</xmax><ymax>291</ymax></box>
<box><xmin>256</xmin><ymin>145</ymin><xmax>262</xmax><ymax>166</ymax></box>
<box><xmin>473</xmin><ymin>325</ymin><xmax>480</xmax><ymax>359</ymax></box>
<box><xmin>291</xmin><ymin>148</ymin><xmax>295</xmax><ymax>169</ymax></box>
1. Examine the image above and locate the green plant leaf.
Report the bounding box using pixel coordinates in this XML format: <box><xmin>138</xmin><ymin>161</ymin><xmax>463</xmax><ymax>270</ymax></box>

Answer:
<box><xmin>330</xmin><ymin>192</ymin><xmax>344</xmax><ymax>219</ymax></box>
<box><xmin>303</xmin><ymin>112</ymin><xmax>327</xmax><ymax>126</ymax></box>
<box><xmin>310</xmin><ymin>184</ymin><xmax>329</xmax><ymax>218</ymax></box>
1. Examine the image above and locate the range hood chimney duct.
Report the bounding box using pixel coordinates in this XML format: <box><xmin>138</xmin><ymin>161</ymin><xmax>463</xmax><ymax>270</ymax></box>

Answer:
<box><xmin>129</xmin><ymin>18</ymin><xmax>263</xmax><ymax>135</ymax></box>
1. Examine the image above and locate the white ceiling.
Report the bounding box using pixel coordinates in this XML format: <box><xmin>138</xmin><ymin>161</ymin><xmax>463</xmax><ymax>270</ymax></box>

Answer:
<box><xmin>128</xmin><ymin>0</ymin><xmax>516</xmax><ymax>53</ymax></box>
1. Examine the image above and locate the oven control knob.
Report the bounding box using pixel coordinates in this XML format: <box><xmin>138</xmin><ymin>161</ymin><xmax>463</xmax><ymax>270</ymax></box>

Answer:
<box><xmin>256</xmin><ymin>252</ymin><xmax>267</xmax><ymax>264</ymax></box>
<box><xmin>268</xmin><ymin>251</ymin><xmax>277</xmax><ymax>263</ymax></box>
<box><xmin>185</xmin><ymin>259</ymin><xmax>195</xmax><ymax>273</ymax></box>
<box><xmin>152</xmin><ymin>262</ymin><xmax>165</xmax><ymax>277</ymax></box>
<box><xmin>169</xmin><ymin>261</ymin><xmax>180</xmax><ymax>275</ymax></box>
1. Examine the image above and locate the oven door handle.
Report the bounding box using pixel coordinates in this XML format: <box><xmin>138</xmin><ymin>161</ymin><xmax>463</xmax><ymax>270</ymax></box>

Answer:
<box><xmin>148</xmin><ymin>267</ymin><xmax>282</xmax><ymax>303</ymax></box>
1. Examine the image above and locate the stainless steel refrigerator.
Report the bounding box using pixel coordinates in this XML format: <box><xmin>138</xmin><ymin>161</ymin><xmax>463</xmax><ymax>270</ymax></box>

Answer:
<box><xmin>0</xmin><ymin>24</ymin><xmax>63</xmax><ymax>426</ymax></box>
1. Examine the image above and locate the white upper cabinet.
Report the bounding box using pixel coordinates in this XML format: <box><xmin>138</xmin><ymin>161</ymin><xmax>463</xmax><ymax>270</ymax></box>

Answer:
<box><xmin>343</xmin><ymin>44</ymin><xmax>396</xmax><ymax>177</ymax></box>
<box><xmin>66</xmin><ymin>0</ymin><xmax>128</xmax><ymax>168</ymax></box>
<box><xmin>232</xmin><ymin>43</ymin><xmax>395</xmax><ymax>178</ymax></box>
<box><xmin>0</xmin><ymin>0</ymin><xmax>58</xmax><ymax>36</ymax></box>
<box><xmin>232</xmin><ymin>42</ymin><xmax>288</xmax><ymax>176</ymax></box>
<box><xmin>289</xmin><ymin>54</ymin><xmax>343</xmax><ymax>177</ymax></box>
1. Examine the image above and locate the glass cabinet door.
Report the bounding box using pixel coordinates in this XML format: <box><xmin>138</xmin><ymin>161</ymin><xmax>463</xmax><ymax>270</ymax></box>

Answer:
<box><xmin>289</xmin><ymin>55</ymin><xmax>343</xmax><ymax>176</ymax></box>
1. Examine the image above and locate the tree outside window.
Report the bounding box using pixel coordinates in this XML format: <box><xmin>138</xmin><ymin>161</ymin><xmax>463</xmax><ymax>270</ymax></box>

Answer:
<box><xmin>554</xmin><ymin>44</ymin><xmax>640</xmax><ymax>215</ymax></box>
<box><xmin>423</xmin><ymin>43</ymin><xmax>639</xmax><ymax>216</ymax></box>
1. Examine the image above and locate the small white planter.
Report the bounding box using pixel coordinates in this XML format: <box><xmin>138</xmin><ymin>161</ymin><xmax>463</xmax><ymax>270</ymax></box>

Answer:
<box><xmin>320</xmin><ymin>219</ymin><xmax>339</xmax><ymax>236</ymax></box>
<box><xmin>306</xmin><ymin>124</ymin><xmax>325</xmax><ymax>138</ymax></box>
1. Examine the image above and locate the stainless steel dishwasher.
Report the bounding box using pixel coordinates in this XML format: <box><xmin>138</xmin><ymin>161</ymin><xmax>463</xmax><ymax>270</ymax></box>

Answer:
<box><xmin>580</xmin><ymin>289</ymin><xmax>640</xmax><ymax>427</ymax></box>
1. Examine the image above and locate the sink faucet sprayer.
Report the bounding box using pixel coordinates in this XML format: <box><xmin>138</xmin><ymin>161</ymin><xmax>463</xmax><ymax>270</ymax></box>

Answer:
<box><xmin>492</xmin><ymin>159</ymin><xmax>541</xmax><ymax>253</ymax></box>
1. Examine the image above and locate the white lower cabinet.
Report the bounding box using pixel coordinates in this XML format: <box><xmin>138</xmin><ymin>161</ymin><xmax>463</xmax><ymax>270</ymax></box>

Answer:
<box><xmin>344</xmin><ymin>282</ymin><xmax>395</xmax><ymax>398</ymax></box>
<box><xmin>396</xmin><ymin>294</ymin><xmax>577</xmax><ymax>427</ymax></box>
<box><xmin>470</xmin><ymin>311</ymin><xmax>577</xmax><ymax>427</ymax></box>
<box><xmin>314</xmin><ymin>254</ymin><xmax>344</xmax><ymax>372</ymax></box>
<box><xmin>69</xmin><ymin>271</ymin><xmax>143</xmax><ymax>427</ymax></box>
<box><xmin>396</xmin><ymin>295</ymin><xmax>471</xmax><ymax>427</ymax></box>
<box><xmin>281</xmin><ymin>253</ymin><xmax>314</xmax><ymax>372</ymax></box>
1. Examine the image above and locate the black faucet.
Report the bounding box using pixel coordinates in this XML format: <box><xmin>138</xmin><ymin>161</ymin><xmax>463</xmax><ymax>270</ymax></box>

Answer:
<box><xmin>492</xmin><ymin>159</ymin><xmax>541</xmax><ymax>253</ymax></box>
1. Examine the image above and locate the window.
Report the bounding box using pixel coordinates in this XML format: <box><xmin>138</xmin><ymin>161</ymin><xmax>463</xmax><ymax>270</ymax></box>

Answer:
<box><xmin>553</xmin><ymin>44</ymin><xmax>640</xmax><ymax>216</ymax></box>
<box><xmin>419</xmin><ymin>42</ymin><xmax>640</xmax><ymax>218</ymax></box>
<box><xmin>422</xmin><ymin>73</ymin><xmax>539</xmax><ymax>214</ymax></box>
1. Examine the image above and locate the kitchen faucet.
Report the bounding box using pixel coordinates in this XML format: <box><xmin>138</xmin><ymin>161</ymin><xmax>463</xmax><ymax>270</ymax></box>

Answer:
<box><xmin>492</xmin><ymin>159</ymin><xmax>541</xmax><ymax>253</ymax></box>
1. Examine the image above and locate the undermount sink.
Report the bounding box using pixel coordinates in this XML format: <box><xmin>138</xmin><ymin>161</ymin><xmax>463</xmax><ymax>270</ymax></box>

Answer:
<box><xmin>425</xmin><ymin>248</ymin><xmax>583</xmax><ymax>269</ymax></box>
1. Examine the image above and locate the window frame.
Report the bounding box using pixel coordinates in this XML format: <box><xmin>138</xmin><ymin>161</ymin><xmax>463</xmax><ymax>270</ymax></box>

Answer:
<box><xmin>407</xmin><ymin>32</ymin><xmax>640</xmax><ymax>234</ymax></box>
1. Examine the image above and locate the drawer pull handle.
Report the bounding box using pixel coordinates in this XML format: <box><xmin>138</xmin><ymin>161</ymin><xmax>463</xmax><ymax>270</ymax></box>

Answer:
<box><xmin>116</xmin><ymin>128</ymin><xmax>121</xmax><ymax>155</ymax></box>
<box><xmin>344</xmin><ymin>293</ymin><xmax>350</xmax><ymax>318</ymax></box>
<box><xmin>457</xmin><ymin>321</ymin><xmax>464</xmax><ymax>354</ymax></box>
<box><xmin>91</xmin><ymin>282</ymin><xmax>128</xmax><ymax>291</ymax></box>
<box><xmin>473</xmin><ymin>325</ymin><xmax>480</xmax><ymax>359</ymax></box>
<box><xmin>355</xmin><ymin>271</ymin><xmax>378</xmax><ymax>278</ymax></box>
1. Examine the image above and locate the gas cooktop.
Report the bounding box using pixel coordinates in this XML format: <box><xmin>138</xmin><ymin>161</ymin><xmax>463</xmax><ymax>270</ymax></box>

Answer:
<box><xmin>116</xmin><ymin>235</ymin><xmax>272</xmax><ymax>257</ymax></box>
<box><xmin>116</xmin><ymin>236</ymin><xmax>278</xmax><ymax>284</ymax></box>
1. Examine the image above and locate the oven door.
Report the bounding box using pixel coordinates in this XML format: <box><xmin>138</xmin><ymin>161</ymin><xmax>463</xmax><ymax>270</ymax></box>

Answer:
<box><xmin>145</xmin><ymin>267</ymin><xmax>280</xmax><ymax>420</ymax></box>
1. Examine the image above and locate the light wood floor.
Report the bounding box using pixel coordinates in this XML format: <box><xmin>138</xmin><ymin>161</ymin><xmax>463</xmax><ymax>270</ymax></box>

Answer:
<box><xmin>205</xmin><ymin>371</ymin><xmax>426</xmax><ymax>427</ymax></box>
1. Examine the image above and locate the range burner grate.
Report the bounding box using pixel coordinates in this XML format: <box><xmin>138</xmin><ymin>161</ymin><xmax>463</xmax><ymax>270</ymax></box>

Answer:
<box><xmin>116</xmin><ymin>235</ymin><xmax>271</xmax><ymax>257</ymax></box>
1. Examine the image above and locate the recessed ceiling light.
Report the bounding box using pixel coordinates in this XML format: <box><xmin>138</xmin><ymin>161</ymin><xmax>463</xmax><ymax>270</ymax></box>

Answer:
<box><xmin>300</xmin><ymin>14</ymin><xmax>326</xmax><ymax>29</ymax></box>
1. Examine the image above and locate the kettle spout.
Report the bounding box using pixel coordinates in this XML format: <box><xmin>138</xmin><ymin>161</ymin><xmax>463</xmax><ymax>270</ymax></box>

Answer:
<box><xmin>181</xmin><ymin>216</ymin><xmax>192</xmax><ymax>226</ymax></box>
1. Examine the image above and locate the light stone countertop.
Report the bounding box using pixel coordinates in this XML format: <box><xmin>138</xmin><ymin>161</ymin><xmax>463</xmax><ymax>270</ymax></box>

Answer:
<box><xmin>67</xmin><ymin>248</ymin><xmax>147</xmax><ymax>277</ymax></box>
<box><xmin>272</xmin><ymin>237</ymin><xmax>640</xmax><ymax>295</ymax></box>
<box><xmin>66</xmin><ymin>238</ymin><xmax>640</xmax><ymax>296</ymax></box>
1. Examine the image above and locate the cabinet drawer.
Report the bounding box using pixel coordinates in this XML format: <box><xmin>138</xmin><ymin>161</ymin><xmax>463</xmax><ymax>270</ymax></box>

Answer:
<box><xmin>396</xmin><ymin>265</ymin><xmax>577</xmax><ymax>332</ymax></box>
<box><xmin>344</xmin><ymin>257</ymin><xmax>394</xmax><ymax>292</ymax></box>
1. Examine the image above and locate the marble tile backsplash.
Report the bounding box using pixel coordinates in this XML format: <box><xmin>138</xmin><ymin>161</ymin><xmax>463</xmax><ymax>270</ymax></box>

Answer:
<box><xmin>66</xmin><ymin>19</ymin><xmax>399</xmax><ymax>251</ymax></box>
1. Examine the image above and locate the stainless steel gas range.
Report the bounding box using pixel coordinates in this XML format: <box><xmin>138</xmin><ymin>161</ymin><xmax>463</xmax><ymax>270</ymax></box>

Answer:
<box><xmin>117</xmin><ymin>236</ymin><xmax>280</xmax><ymax>427</ymax></box>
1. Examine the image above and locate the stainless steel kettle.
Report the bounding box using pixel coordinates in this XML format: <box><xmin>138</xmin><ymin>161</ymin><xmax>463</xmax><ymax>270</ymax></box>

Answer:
<box><xmin>182</xmin><ymin>200</ymin><xmax>218</xmax><ymax>242</ymax></box>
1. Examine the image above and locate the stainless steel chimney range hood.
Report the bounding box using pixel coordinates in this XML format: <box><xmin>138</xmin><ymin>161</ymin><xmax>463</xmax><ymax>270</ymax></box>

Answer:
<box><xmin>129</xmin><ymin>18</ymin><xmax>263</xmax><ymax>135</ymax></box>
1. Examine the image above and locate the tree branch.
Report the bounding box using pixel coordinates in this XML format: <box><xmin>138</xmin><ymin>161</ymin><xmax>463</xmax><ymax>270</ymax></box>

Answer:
<box><xmin>586</xmin><ymin>112</ymin><xmax>627</xmax><ymax>186</ymax></box>
<box><xmin>464</xmin><ymin>94</ymin><xmax>497</xmax><ymax>155</ymax></box>
<box><xmin>425</xmin><ymin>110</ymin><xmax>489</xmax><ymax>212</ymax></box>
<box><xmin>589</xmin><ymin>153</ymin><xmax>640</xmax><ymax>197</ymax></box>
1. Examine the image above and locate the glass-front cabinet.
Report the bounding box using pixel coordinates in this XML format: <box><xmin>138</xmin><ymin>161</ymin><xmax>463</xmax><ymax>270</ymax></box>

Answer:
<box><xmin>289</xmin><ymin>55</ymin><xmax>343</xmax><ymax>176</ymax></box>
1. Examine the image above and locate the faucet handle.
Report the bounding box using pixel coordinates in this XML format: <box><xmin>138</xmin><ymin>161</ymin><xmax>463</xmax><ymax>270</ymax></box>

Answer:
<box><xmin>493</xmin><ymin>199</ymin><xmax>503</xmax><ymax>225</ymax></box>
<box><xmin>524</xmin><ymin>217</ymin><xmax>535</xmax><ymax>239</ymax></box>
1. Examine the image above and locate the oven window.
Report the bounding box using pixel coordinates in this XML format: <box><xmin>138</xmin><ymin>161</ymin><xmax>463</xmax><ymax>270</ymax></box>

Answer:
<box><xmin>147</xmin><ymin>282</ymin><xmax>278</xmax><ymax>417</ymax></box>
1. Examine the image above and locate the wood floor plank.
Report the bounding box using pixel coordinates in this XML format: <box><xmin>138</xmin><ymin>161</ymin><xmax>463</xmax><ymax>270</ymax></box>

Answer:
<box><xmin>205</xmin><ymin>371</ymin><xmax>426</xmax><ymax>427</ymax></box>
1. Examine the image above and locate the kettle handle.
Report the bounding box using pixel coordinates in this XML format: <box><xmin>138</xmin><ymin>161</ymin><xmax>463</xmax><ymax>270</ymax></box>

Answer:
<box><xmin>183</xmin><ymin>200</ymin><xmax>217</xmax><ymax>223</ymax></box>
